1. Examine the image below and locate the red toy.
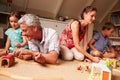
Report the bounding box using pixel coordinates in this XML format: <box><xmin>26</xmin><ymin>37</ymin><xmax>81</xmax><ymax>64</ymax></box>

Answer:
<box><xmin>0</xmin><ymin>54</ymin><xmax>15</xmax><ymax>67</ymax></box>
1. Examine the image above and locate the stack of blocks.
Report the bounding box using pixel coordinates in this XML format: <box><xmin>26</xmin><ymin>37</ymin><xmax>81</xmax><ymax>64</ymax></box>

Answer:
<box><xmin>0</xmin><ymin>54</ymin><xmax>15</xmax><ymax>67</ymax></box>
<box><xmin>88</xmin><ymin>60</ymin><xmax>112</xmax><ymax>80</ymax></box>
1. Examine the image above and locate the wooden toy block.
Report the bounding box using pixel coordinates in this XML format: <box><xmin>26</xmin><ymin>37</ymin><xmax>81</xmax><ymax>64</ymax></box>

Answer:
<box><xmin>103</xmin><ymin>58</ymin><xmax>120</xmax><ymax>68</ymax></box>
<box><xmin>0</xmin><ymin>54</ymin><xmax>15</xmax><ymax>67</ymax></box>
<box><xmin>109</xmin><ymin>59</ymin><xmax>117</xmax><ymax>68</ymax></box>
<box><xmin>107</xmin><ymin>58</ymin><xmax>120</xmax><ymax>68</ymax></box>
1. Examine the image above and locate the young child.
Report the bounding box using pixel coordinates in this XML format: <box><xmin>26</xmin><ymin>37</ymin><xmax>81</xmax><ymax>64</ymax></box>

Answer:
<box><xmin>5</xmin><ymin>11</ymin><xmax>28</xmax><ymax>52</ymax></box>
<box><xmin>0</xmin><ymin>11</ymin><xmax>31</xmax><ymax>60</ymax></box>
<box><xmin>88</xmin><ymin>22</ymin><xmax>116</xmax><ymax>58</ymax></box>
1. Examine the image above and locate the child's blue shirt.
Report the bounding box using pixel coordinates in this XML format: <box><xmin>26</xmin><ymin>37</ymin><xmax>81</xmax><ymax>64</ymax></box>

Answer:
<box><xmin>89</xmin><ymin>32</ymin><xmax>111</xmax><ymax>53</ymax></box>
<box><xmin>5</xmin><ymin>27</ymin><xmax>28</xmax><ymax>52</ymax></box>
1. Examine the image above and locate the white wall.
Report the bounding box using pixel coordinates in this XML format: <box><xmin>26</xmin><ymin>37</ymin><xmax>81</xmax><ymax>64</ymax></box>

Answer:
<box><xmin>39</xmin><ymin>18</ymin><xmax>68</xmax><ymax>35</ymax></box>
<box><xmin>40</xmin><ymin>18</ymin><xmax>94</xmax><ymax>42</ymax></box>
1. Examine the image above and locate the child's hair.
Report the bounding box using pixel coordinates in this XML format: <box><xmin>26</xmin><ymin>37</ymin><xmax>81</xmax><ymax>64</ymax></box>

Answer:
<box><xmin>10</xmin><ymin>11</ymin><xmax>26</xmax><ymax>19</ymax></box>
<box><xmin>7</xmin><ymin>11</ymin><xmax>26</xmax><ymax>28</ymax></box>
<box><xmin>102</xmin><ymin>22</ymin><xmax>115</xmax><ymax>30</ymax></box>
<box><xmin>81</xmin><ymin>6</ymin><xmax>97</xmax><ymax>19</ymax></box>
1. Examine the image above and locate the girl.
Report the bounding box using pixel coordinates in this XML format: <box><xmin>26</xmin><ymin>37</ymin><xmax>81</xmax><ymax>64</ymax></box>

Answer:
<box><xmin>5</xmin><ymin>11</ymin><xmax>28</xmax><ymax>53</ymax></box>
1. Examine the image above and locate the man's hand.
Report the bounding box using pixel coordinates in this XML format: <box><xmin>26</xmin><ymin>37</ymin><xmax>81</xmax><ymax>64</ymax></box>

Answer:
<box><xmin>34</xmin><ymin>52</ymin><xmax>45</xmax><ymax>64</ymax></box>
<box><xmin>13</xmin><ymin>48</ymin><xmax>21</xmax><ymax>57</ymax></box>
<box><xmin>13</xmin><ymin>48</ymin><xmax>32</xmax><ymax>59</ymax></box>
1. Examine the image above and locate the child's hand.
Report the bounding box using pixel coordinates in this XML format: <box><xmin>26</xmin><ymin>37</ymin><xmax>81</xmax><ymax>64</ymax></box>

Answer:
<box><xmin>14</xmin><ymin>43</ymin><xmax>22</xmax><ymax>48</ymax></box>
<box><xmin>92</xmin><ymin>50</ymin><xmax>103</xmax><ymax>57</ymax></box>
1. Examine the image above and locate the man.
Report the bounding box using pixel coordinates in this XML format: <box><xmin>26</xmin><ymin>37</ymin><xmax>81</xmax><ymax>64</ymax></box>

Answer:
<box><xmin>14</xmin><ymin>14</ymin><xmax>59</xmax><ymax>64</ymax></box>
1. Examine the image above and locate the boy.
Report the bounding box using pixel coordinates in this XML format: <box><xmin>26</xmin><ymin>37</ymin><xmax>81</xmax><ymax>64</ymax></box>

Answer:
<box><xmin>88</xmin><ymin>22</ymin><xmax>116</xmax><ymax>58</ymax></box>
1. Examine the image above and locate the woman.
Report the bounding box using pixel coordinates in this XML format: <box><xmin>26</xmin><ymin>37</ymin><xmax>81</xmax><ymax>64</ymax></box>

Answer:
<box><xmin>60</xmin><ymin>6</ymin><xmax>100</xmax><ymax>63</ymax></box>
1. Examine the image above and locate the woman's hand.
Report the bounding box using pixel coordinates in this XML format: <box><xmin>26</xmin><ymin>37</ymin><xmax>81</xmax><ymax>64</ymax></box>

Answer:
<box><xmin>92</xmin><ymin>57</ymin><xmax>101</xmax><ymax>63</ymax></box>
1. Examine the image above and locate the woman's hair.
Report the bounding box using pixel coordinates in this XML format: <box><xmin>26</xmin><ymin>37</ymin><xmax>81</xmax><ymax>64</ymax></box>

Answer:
<box><xmin>18</xmin><ymin>14</ymin><xmax>41</xmax><ymax>28</ymax></box>
<box><xmin>10</xmin><ymin>11</ymin><xmax>26</xmax><ymax>19</ymax></box>
<box><xmin>81</xmin><ymin>6</ymin><xmax>97</xmax><ymax>19</ymax></box>
<box><xmin>102</xmin><ymin>22</ymin><xmax>115</xmax><ymax>30</ymax></box>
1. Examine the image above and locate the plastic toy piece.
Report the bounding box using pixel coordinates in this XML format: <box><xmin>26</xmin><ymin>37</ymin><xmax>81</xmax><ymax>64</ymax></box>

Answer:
<box><xmin>0</xmin><ymin>54</ymin><xmax>15</xmax><ymax>67</ymax></box>
<box><xmin>77</xmin><ymin>63</ymin><xmax>90</xmax><ymax>73</ymax></box>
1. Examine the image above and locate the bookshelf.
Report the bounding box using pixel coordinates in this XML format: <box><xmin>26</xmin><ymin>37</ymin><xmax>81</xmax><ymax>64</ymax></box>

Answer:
<box><xmin>109</xmin><ymin>10</ymin><xmax>120</xmax><ymax>38</ymax></box>
<box><xmin>110</xmin><ymin>10</ymin><xmax>120</xmax><ymax>27</ymax></box>
<box><xmin>109</xmin><ymin>10</ymin><xmax>120</xmax><ymax>46</ymax></box>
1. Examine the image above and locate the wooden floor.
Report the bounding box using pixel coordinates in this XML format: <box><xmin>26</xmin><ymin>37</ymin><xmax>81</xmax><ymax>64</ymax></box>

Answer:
<box><xmin>0</xmin><ymin>58</ymin><xmax>120</xmax><ymax>80</ymax></box>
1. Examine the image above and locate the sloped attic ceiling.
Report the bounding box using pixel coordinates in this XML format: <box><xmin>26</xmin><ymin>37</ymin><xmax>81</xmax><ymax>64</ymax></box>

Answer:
<box><xmin>0</xmin><ymin>0</ymin><xmax>119</xmax><ymax>24</ymax></box>
<box><xmin>58</xmin><ymin>0</ymin><xmax>94</xmax><ymax>19</ymax></box>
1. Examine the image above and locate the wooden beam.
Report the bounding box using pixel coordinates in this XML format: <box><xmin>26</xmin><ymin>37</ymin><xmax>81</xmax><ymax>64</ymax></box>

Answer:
<box><xmin>53</xmin><ymin>0</ymin><xmax>63</xmax><ymax>18</ymax></box>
